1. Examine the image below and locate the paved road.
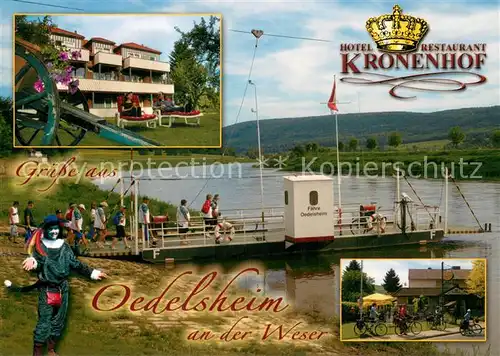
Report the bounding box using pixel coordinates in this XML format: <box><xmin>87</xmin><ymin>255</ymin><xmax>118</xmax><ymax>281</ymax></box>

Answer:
<box><xmin>346</xmin><ymin>326</ymin><xmax>486</xmax><ymax>342</ymax></box>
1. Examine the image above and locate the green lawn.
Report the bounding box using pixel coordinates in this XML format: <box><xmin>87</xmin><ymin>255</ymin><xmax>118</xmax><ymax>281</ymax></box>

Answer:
<box><xmin>15</xmin><ymin>112</ymin><xmax>221</xmax><ymax>148</ymax></box>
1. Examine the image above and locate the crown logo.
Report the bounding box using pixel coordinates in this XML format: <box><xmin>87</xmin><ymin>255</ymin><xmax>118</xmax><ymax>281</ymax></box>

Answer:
<box><xmin>366</xmin><ymin>5</ymin><xmax>429</xmax><ymax>53</ymax></box>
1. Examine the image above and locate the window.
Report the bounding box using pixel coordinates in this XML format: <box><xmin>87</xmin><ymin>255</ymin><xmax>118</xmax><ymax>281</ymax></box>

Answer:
<box><xmin>55</xmin><ymin>40</ymin><xmax>62</xmax><ymax>46</ymax></box>
<box><xmin>150</xmin><ymin>56</ymin><xmax>156</xmax><ymax>61</ymax></box>
<box><xmin>284</xmin><ymin>191</ymin><xmax>288</xmax><ymax>205</ymax></box>
<box><xmin>309</xmin><ymin>191</ymin><xmax>318</xmax><ymax>206</ymax></box>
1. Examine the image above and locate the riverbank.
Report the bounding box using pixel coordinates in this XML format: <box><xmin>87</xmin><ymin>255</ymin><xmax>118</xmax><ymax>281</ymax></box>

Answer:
<box><xmin>0</xmin><ymin>177</ymin><xmax>179</xmax><ymax>234</ymax></box>
<box><xmin>0</xmin><ymin>251</ymin><xmax>475</xmax><ymax>356</ymax></box>
<box><xmin>263</xmin><ymin>149</ymin><xmax>500</xmax><ymax>181</ymax></box>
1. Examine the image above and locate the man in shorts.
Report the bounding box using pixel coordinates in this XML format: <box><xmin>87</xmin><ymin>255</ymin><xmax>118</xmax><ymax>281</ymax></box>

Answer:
<box><xmin>71</xmin><ymin>204</ymin><xmax>88</xmax><ymax>252</ymax></box>
<box><xmin>112</xmin><ymin>205</ymin><xmax>129</xmax><ymax>249</ymax></box>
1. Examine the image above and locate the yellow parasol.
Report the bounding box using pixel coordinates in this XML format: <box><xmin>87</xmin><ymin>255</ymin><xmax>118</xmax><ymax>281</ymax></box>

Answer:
<box><xmin>362</xmin><ymin>293</ymin><xmax>396</xmax><ymax>306</ymax></box>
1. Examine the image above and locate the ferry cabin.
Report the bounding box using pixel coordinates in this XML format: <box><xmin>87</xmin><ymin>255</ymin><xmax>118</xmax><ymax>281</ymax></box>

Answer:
<box><xmin>49</xmin><ymin>27</ymin><xmax>174</xmax><ymax>117</ymax></box>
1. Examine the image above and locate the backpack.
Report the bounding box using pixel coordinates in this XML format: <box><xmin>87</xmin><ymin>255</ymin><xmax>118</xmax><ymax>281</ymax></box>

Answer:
<box><xmin>201</xmin><ymin>200</ymin><xmax>211</xmax><ymax>214</ymax></box>
<box><xmin>65</xmin><ymin>208</ymin><xmax>73</xmax><ymax>221</ymax></box>
<box><xmin>112</xmin><ymin>212</ymin><xmax>121</xmax><ymax>226</ymax></box>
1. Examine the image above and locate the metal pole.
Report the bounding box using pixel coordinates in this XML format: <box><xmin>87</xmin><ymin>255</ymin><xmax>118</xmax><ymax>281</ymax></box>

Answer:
<box><xmin>444</xmin><ymin>167</ymin><xmax>449</xmax><ymax>234</ymax></box>
<box><xmin>441</xmin><ymin>261</ymin><xmax>444</xmax><ymax>310</ymax></box>
<box><xmin>360</xmin><ymin>260</ymin><xmax>364</xmax><ymax>318</ymax></box>
<box><xmin>249</xmin><ymin>81</ymin><xmax>264</xmax><ymax>215</ymax></box>
<box><xmin>396</xmin><ymin>168</ymin><xmax>401</xmax><ymax>227</ymax></box>
<box><xmin>334</xmin><ymin>110</ymin><xmax>342</xmax><ymax>214</ymax></box>
<box><xmin>120</xmin><ymin>175</ymin><xmax>124</xmax><ymax>207</ymax></box>
<box><xmin>134</xmin><ymin>179</ymin><xmax>139</xmax><ymax>253</ymax></box>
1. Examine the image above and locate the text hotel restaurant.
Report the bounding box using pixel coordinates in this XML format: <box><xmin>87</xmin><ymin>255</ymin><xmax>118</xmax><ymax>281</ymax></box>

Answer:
<box><xmin>50</xmin><ymin>27</ymin><xmax>174</xmax><ymax>116</ymax></box>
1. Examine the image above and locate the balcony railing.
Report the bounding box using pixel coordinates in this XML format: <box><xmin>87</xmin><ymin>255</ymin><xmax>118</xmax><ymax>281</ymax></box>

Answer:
<box><xmin>94</xmin><ymin>52</ymin><xmax>123</xmax><ymax>66</ymax></box>
<box><xmin>123</xmin><ymin>56</ymin><xmax>170</xmax><ymax>72</ymax></box>
<box><xmin>92</xmin><ymin>73</ymin><xmax>172</xmax><ymax>84</ymax></box>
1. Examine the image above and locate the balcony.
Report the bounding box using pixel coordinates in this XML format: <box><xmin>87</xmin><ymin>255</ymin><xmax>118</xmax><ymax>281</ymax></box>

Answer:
<box><xmin>94</xmin><ymin>52</ymin><xmax>122</xmax><ymax>66</ymax></box>
<box><xmin>57</xmin><ymin>78</ymin><xmax>174</xmax><ymax>95</ymax></box>
<box><xmin>123</xmin><ymin>57</ymin><xmax>170</xmax><ymax>72</ymax></box>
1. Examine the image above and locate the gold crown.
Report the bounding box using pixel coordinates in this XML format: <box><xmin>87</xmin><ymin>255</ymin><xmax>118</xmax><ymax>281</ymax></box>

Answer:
<box><xmin>366</xmin><ymin>5</ymin><xmax>428</xmax><ymax>53</ymax></box>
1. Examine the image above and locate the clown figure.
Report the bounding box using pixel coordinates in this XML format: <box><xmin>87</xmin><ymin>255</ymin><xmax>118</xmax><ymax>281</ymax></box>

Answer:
<box><xmin>3</xmin><ymin>215</ymin><xmax>107</xmax><ymax>356</ymax></box>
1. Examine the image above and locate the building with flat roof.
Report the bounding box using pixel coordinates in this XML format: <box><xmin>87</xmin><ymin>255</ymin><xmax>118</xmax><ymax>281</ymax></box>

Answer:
<box><xmin>50</xmin><ymin>27</ymin><xmax>174</xmax><ymax>117</ymax></box>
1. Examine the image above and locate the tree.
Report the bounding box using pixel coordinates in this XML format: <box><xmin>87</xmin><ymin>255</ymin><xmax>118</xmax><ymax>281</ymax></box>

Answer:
<box><xmin>175</xmin><ymin>16</ymin><xmax>220</xmax><ymax>90</ymax></box>
<box><xmin>15</xmin><ymin>15</ymin><xmax>53</xmax><ymax>46</ymax></box>
<box><xmin>246</xmin><ymin>148</ymin><xmax>259</xmax><ymax>159</ymax></box>
<box><xmin>305</xmin><ymin>142</ymin><xmax>319</xmax><ymax>152</ymax></box>
<box><xmin>345</xmin><ymin>260</ymin><xmax>361</xmax><ymax>271</ymax></box>
<box><xmin>338</xmin><ymin>141</ymin><xmax>345</xmax><ymax>151</ymax></box>
<box><xmin>366</xmin><ymin>137</ymin><xmax>378</xmax><ymax>150</ymax></box>
<box><xmin>0</xmin><ymin>97</ymin><xmax>13</xmax><ymax>157</ymax></box>
<box><xmin>382</xmin><ymin>268</ymin><xmax>402</xmax><ymax>293</ymax></box>
<box><xmin>291</xmin><ymin>144</ymin><xmax>306</xmax><ymax>157</ymax></box>
<box><xmin>342</xmin><ymin>269</ymin><xmax>375</xmax><ymax>302</ymax></box>
<box><xmin>348</xmin><ymin>138</ymin><xmax>358</xmax><ymax>151</ymax></box>
<box><xmin>448</xmin><ymin>126</ymin><xmax>465</xmax><ymax>147</ymax></box>
<box><xmin>388</xmin><ymin>132</ymin><xmax>402</xmax><ymax>148</ymax></box>
<box><xmin>465</xmin><ymin>259</ymin><xmax>486</xmax><ymax>298</ymax></box>
<box><xmin>170</xmin><ymin>55</ymin><xmax>208</xmax><ymax>110</ymax></box>
<box><xmin>492</xmin><ymin>130</ymin><xmax>500</xmax><ymax>148</ymax></box>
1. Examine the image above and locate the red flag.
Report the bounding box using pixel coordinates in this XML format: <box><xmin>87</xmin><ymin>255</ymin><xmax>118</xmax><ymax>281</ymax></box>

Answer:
<box><xmin>327</xmin><ymin>78</ymin><xmax>338</xmax><ymax>111</ymax></box>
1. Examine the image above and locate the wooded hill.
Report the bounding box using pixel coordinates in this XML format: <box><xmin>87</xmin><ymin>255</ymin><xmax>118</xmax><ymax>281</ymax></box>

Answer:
<box><xmin>223</xmin><ymin>106</ymin><xmax>500</xmax><ymax>153</ymax></box>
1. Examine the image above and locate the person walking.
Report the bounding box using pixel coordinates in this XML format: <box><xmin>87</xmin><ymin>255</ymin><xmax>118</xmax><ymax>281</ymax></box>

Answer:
<box><xmin>24</xmin><ymin>201</ymin><xmax>36</xmax><ymax>243</ymax></box>
<box><xmin>87</xmin><ymin>202</ymin><xmax>97</xmax><ymax>242</ymax></box>
<box><xmin>201</xmin><ymin>194</ymin><xmax>214</xmax><ymax>235</ymax></box>
<box><xmin>71</xmin><ymin>204</ymin><xmax>88</xmax><ymax>253</ymax></box>
<box><xmin>111</xmin><ymin>205</ymin><xmax>128</xmax><ymax>250</ymax></box>
<box><xmin>9</xmin><ymin>201</ymin><xmax>20</xmax><ymax>243</ymax></box>
<box><xmin>139</xmin><ymin>197</ymin><xmax>155</xmax><ymax>246</ymax></box>
<box><xmin>94</xmin><ymin>202</ymin><xmax>108</xmax><ymax>249</ymax></box>
<box><xmin>176</xmin><ymin>199</ymin><xmax>190</xmax><ymax>245</ymax></box>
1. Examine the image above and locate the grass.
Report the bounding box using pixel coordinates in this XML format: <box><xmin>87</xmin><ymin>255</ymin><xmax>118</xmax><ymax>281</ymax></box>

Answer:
<box><xmin>16</xmin><ymin>112</ymin><xmax>221</xmax><ymax>148</ymax></box>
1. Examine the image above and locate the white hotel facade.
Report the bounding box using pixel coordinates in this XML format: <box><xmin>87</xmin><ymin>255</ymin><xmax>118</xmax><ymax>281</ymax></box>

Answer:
<box><xmin>50</xmin><ymin>27</ymin><xmax>174</xmax><ymax>117</ymax></box>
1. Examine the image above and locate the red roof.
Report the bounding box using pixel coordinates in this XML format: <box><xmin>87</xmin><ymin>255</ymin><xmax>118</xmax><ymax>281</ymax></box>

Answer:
<box><xmin>87</xmin><ymin>37</ymin><xmax>116</xmax><ymax>45</ymax></box>
<box><xmin>49</xmin><ymin>27</ymin><xmax>85</xmax><ymax>39</ymax></box>
<box><xmin>115</xmin><ymin>42</ymin><xmax>161</xmax><ymax>55</ymax></box>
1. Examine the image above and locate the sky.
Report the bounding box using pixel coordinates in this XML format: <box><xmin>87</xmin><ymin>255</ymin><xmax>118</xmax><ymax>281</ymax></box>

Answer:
<box><xmin>1</xmin><ymin>0</ymin><xmax>499</xmax><ymax>127</ymax></box>
<box><xmin>342</xmin><ymin>259</ymin><xmax>475</xmax><ymax>286</ymax></box>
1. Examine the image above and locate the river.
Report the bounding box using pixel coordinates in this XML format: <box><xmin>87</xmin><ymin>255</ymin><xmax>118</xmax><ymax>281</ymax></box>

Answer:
<box><xmin>95</xmin><ymin>163</ymin><xmax>500</xmax><ymax>355</ymax></box>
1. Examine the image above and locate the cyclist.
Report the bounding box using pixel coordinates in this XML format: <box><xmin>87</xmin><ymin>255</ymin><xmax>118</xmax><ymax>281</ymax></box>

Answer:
<box><xmin>369</xmin><ymin>303</ymin><xmax>378</xmax><ymax>323</ymax></box>
<box><xmin>398</xmin><ymin>304</ymin><xmax>409</xmax><ymax>335</ymax></box>
<box><xmin>462</xmin><ymin>309</ymin><xmax>471</xmax><ymax>331</ymax></box>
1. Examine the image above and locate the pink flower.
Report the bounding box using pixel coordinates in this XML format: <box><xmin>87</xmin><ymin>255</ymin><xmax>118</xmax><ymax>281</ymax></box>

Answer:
<box><xmin>69</xmin><ymin>80</ymin><xmax>79</xmax><ymax>95</ymax></box>
<box><xmin>59</xmin><ymin>52</ymin><xmax>69</xmax><ymax>61</ymax></box>
<box><xmin>34</xmin><ymin>78</ymin><xmax>44</xmax><ymax>93</ymax></box>
<box><xmin>65</xmin><ymin>66</ymin><xmax>74</xmax><ymax>73</ymax></box>
<box><xmin>71</xmin><ymin>50</ymin><xmax>82</xmax><ymax>60</ymax></box>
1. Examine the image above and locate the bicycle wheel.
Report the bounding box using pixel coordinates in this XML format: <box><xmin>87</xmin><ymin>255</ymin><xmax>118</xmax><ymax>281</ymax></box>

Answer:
<box><xmin>471</xmin><ymin>323</ymin><xmax>483</xmax><ymax>335</ymax></box>
<box><xmin>411</xmin><ymin>321</ymin><xmax>423</xmax><ymax>335</ymax></box>
<box><xmin>460</xmin><ymin>326</ymin><xmax>467</xmax><ymax>336</ymax></box>
<box><xmin>354</xmin><ymin>323</ymin><xmax>366</xmax><ymax>336</ymax></box>
<box><xmin>437</xmin><ymin>319</ymin><xmax>447</xmax><ymax>331</ymax></box>
<box><xmin>374</xmin><ymin>323</ymin><xmax>388</xmax><ymax>336</ymax></box>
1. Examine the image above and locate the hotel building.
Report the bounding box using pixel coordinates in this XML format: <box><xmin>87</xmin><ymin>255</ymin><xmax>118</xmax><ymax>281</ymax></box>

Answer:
<box><xmin>50</xmin><ymin>27</ymin><xmax>174</xmax><ymax>117</ymax></box>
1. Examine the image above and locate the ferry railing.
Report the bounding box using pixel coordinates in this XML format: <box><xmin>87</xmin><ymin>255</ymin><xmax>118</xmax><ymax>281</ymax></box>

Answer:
<box><xmin>141</xmin><ymin>213</ymin><xmax>285</xmax><ymax>250</ymax></box>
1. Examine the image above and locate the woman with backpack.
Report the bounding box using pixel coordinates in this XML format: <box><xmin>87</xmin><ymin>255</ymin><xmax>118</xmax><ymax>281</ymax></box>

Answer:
<box><xmin>201</xmin><ymin>194</ymin><xmax>214</xmax><ymax>233</ymax></box>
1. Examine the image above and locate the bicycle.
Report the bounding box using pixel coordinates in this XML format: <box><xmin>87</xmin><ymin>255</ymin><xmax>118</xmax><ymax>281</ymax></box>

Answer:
<box><xmin>460</xmin><ymin>319</ymin><xmax>483</xmax><ymax>336</ymax></box>
<box><xmin>353</xmin><ymin>318</ymin><xmax>388</xmax><ymax>337</ymax></box>
<box><xmin>394</xmin><ymin>316</ymin><xmax>423</xmax><ymax>336</ymax></box>
<box><xmin>427</xmin><ymin>313</ymin><xmax>447</xmax><ymax>331</ymax></box>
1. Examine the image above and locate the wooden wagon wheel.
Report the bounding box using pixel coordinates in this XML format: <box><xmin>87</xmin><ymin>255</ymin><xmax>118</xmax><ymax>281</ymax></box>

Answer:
<box><xmin>15</xmin><ymin>40</ymin><xmax>89</xmax><ymax>146</ymax></box>
<box><xmin>15</xmin><ymin>40</ymin><xmax>61</xmax><ymax>146</ymax></box>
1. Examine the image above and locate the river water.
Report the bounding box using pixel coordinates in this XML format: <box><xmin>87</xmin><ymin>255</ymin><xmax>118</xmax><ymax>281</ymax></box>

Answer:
<box><xmin>95</xmin><ymin>163</ymin><xmax>500</xmax><ymax>355</ymax></box>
